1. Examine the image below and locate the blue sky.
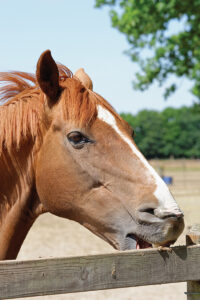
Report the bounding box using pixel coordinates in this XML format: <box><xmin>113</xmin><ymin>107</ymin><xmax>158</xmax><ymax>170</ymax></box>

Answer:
<box><xmin>0</xmin><ymin>0</ymin><xmax>195</xmax><ymax>114</ymax></box>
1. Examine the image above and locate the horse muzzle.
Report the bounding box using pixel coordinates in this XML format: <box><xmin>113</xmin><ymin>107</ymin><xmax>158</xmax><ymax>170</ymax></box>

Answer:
<box><xmin>115</xmin><ymin>209</ymin><xmax>184</xmax><ymax>251</ymax></box>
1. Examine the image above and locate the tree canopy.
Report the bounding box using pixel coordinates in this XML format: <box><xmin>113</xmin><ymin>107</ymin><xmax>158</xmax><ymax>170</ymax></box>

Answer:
<box><xmin>95</xmin><ymin>0</ymin><xmax>200</xmax><ymax>99</ymax></box>
<box><xmin>121</xmin><ymin>105</ymin><xmax>200</xmax><ymax>158</ymax></box>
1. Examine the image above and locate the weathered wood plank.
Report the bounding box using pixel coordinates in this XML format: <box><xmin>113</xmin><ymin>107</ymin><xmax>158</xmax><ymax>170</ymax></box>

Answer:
<box><xmin>186</xmin><ymin>225</ymin><xmax>200</xmax><ymax>300</ymax></box>
<box><xmin>0</xmin><ymin>245</ymin><xmax>200</xmax><ymax>299</ymax></box>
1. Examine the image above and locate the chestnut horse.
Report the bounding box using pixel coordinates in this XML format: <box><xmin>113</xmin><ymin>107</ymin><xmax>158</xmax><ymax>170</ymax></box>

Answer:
<box><xmin>0</xmin><ymin>50</ymin><xmax>184</xmax><ymax>260</ymax></box>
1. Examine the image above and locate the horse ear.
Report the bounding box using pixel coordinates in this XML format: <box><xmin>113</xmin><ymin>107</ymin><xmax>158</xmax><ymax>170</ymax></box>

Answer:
<box><xmin>74</xmin><ymin>68</ymin><xmax>93</xmax><ymax>90</ymax></box>
<box><xmin>36</xmin><ymin>50</ymin><xmax>60</xmax><ymax>103</ymax></box>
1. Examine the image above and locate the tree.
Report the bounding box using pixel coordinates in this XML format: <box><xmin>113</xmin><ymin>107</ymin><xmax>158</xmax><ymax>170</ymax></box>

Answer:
<box><xmin>121</xmin><ymin>110</ymin><xmax>164</xmax><ymax>158</ymax></box>
<box><xmin>95</xmin><ymin>0</ymin><xmax>200</xmax><ymax>99</ymax></box>
<box><xmin>121</xmin><ymin>105</ymin><xmax>200</xmax><ymax>158</ymax></box>
<box><xmin>161</xmin><ymin>106</ymin><xmax>200</xmax><ymax>157</ymax></box>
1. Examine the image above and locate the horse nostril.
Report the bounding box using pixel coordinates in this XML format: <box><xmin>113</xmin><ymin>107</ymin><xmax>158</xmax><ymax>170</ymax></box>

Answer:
<box><xmin>137</xmin><ymin>205</ymin><xmax>184</xmax><ymax>222</ymax></box>
<box><xmin>136</xmin><ymin>206</ymin><xmax>158</xmax><ymax>223</ymax></box>
<box><xmin>142</xmin><ymin>208</ymin><xmax>155</xmax><ymax>215</ymax></box>
<box><xmin>138</xmin><ymin>206</ymin><xmax>156</xmax><ymax>216</ymax></box>
<box><xmin>154</xmin><ymin>209</ymin><xmax>184</xmax><ymax>219</ymax></box>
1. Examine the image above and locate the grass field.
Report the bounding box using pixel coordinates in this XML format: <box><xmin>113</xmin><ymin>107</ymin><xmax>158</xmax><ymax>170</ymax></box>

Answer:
<box><xmin>17</xmin><ymin>160</ymin><xmax>200</xmax><ymax>300</ymax></box>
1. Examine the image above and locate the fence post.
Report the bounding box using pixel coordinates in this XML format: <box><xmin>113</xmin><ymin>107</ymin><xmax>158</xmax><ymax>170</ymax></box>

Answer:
<box><xmin>186</xmin><ymin>224</ymin><xmax>200</xmax><ymax>300</ymax></box>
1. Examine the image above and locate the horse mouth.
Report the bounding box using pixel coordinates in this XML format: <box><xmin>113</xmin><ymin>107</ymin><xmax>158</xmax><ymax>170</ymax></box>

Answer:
<box><xmin>125</xmin><ymin>234</ymin><xmax>152</xmax><ymax>250</ymax></box>
<box><xmin>125</xmin><ymin>234</ymin><xmax>176</xmax><ymax>250</ymax></box>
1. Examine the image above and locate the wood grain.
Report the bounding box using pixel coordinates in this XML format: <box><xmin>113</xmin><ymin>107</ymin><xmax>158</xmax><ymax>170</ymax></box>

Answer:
<box><xmin>186</xmin><ymin>225</ymin><xmax>200</xmax><ymax>300</ymax></box>
<box><xmin>0</xmin><ymin>245</ymin><xmax>200</xmax><ymax>299</ymax></box>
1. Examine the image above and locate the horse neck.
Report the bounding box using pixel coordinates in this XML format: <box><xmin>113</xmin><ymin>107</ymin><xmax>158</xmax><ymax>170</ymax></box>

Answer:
<box><xmin>0</xmin><ymin>142</ymin><xmax>44</xmax><ymax>260</ymax></box>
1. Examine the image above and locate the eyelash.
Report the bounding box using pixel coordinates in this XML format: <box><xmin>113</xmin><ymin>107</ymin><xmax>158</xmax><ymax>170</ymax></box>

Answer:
<box><xmin>67</xmin><ymin>131</ymin><xmax>94</xmax><ymax>149</ymax></box>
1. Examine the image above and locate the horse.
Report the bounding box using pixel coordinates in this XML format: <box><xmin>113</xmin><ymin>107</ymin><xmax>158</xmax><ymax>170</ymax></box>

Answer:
<box><xmin>0</xmin><ymin>50</ymin><xmax>184</xmax><ymax>260</ymax></box>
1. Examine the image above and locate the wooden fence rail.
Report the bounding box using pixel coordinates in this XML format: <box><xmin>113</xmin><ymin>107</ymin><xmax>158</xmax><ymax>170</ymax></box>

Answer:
<box><xmin>0</xmin><ymin>245</ymin><xmax>200</xmax><ymax>299</ymax></box>
<box><xmin>0</xmin><ymin>225</ymin><xmax>200</xmax><ymax>299</ymax></box>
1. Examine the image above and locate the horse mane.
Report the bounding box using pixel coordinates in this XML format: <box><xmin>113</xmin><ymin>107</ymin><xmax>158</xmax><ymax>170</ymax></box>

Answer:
<box><xmin>0</xmin><ymin>64</ymin><xmax>73</xmax><ymax>154</ymax></box>
<box><xmin>0</xmin><ymin>62</ymin><xmax>121</xmax><ymax>156</ymax></box>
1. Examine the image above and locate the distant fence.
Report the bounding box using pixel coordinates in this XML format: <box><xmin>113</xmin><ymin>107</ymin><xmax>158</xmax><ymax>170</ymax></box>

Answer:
<box><xmin>0</xmin><ymin>225</ymin><xmax>200</xmax><ymax>300</ymax></box>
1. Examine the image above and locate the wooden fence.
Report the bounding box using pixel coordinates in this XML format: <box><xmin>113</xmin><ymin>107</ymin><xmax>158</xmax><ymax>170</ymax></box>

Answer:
<box><xmin>0</xmin><ymin>225</ymin><xmax>200</xmax><ymax>300</ymax></box>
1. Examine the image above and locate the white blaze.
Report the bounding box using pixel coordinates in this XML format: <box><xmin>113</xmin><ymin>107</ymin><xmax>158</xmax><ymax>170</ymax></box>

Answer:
<box><xmin>97</xmin><ymin>105</ymin><xmax>182</xmax><ymax>216</ymax></box>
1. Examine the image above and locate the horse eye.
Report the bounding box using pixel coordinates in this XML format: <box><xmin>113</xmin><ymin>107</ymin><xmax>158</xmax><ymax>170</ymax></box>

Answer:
<box><xmin>67</xmin><ymin>131</ymin><xmax>91</xmax><ymax>149</ymax></box>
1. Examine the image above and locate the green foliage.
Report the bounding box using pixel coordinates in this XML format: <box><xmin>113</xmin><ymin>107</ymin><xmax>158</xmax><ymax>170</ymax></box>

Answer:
<box><xmin>95</xmin><ymin>0</ymin><xmax>200</xmax><ymax>99</ymax></box>
<box><xmin>121</xmin><ymin>105</ymin><xmax>200</xmax><ymax>158</ymax></box>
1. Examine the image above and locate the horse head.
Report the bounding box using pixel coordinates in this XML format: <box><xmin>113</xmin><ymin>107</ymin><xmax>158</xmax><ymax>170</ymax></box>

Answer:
<box><xmin>35</xmin><ymin>50</ymin><xmax>184</xmax><ymax>250</ymax></box>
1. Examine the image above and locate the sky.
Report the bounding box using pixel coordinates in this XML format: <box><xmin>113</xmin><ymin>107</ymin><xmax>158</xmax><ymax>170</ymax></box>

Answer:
<box><xmin>0</xmin><ymin>0</ymin><xmax>195</xmax><ymax>114</ymax></box>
